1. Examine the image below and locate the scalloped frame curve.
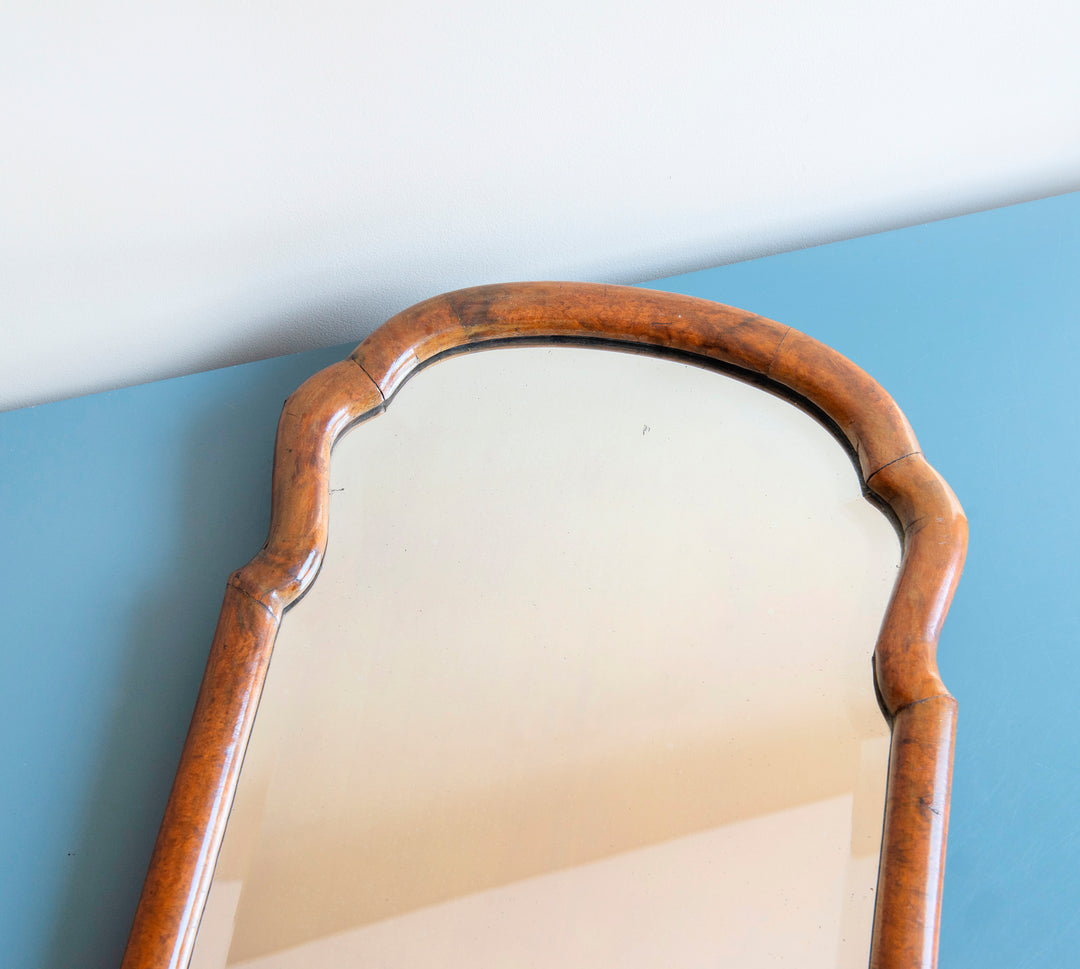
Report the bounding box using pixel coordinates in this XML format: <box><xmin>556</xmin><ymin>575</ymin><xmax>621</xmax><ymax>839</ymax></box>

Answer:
<box><xmin>121</xmin><ymin>282</ymin><xmax>966</xmax><ymax>969</ymax></box>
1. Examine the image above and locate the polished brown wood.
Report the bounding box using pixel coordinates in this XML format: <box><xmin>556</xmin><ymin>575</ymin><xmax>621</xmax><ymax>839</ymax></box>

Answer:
<box><xmin>121</xmin><ymin>282</ymin><xmax>966</xmax><ymax>969</ymax></box>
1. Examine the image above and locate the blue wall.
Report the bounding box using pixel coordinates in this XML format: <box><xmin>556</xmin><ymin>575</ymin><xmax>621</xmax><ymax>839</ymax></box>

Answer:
<box><xmin>3</xmin><ymin>192</ymin><xmax>1077</xmax><ymax>967</ymax></box>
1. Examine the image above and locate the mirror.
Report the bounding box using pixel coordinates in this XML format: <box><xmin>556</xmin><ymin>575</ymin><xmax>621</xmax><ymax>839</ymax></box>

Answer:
<box><xmin>122</xmin><ymin>284</ymin><xmax>966</xmax><ymax>969</ymax></box>
<box><xmin>190</xmin><ymin>346</ymin><xmax>897</xmax><ymax>967</ymax></box>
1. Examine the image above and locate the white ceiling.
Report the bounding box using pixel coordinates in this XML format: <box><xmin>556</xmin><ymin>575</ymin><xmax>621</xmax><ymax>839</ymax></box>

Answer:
<box><xmin>3</xmin><ymin>1</ymin><xmax>1078</xmax><ymax>411</ymax></box>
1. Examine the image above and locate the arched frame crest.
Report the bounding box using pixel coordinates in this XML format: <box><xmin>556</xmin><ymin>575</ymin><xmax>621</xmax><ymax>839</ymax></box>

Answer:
<box><xmin>122</xmin><ymin>282</ymin><xmax>967</xmax><ymax>969</ymax></box>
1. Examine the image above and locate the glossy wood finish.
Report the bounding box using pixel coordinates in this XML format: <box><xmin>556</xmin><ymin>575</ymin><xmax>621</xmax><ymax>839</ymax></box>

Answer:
<box><xmin>121</xmin><ymin>282</ymin><xmax>966</xmax><ymax>969</ymax></box>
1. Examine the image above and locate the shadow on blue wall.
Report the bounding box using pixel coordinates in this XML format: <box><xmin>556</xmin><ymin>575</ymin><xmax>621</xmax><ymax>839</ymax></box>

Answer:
<box><xmin>1</xmin><ymin>345</ymin><xmax>347</xmax><ymax>968</ymax></box>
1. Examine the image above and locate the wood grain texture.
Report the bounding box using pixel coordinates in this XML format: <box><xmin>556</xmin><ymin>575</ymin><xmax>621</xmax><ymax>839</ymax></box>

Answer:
<box><xmin>871</xmin><ymin>696</ymin><xmax>957</xmax><ymax>969</ymax></box>
<box><xmin>122</xmin><ymin>282</ymin><xmax>966</xmax><ymax>969</ymax></box>
<box><xmin>120</xmin><ymin>360</ymin><xmax>382</xmax><ymax>969</ymax></box>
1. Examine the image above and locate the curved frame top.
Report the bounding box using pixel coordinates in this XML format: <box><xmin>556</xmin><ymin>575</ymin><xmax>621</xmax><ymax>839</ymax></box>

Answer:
<box><xmin>122</xmin><ymin>282</ymin><xmax>966</xmax><ymax>969</ymax></box>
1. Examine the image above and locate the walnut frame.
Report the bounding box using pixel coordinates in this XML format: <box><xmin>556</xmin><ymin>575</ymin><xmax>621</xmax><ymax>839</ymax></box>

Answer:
<box><xmin>121</xmin><ymin>282</ymin><xmax>966</xmax><ymax>969</ymax></box>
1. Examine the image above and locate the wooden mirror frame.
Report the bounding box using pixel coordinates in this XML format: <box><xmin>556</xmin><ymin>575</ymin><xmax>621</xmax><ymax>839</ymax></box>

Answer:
<box><xmin>121</xmin><ymin>282</ymin><xmax>966</xmax><ymax>969</ymax></box>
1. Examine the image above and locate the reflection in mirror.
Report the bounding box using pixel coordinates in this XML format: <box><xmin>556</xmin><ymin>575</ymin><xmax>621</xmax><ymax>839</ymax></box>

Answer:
<box><xmin>190</xmin><ymin>346</ymin><xmax>899</xmax><ymax>968</ymax></box>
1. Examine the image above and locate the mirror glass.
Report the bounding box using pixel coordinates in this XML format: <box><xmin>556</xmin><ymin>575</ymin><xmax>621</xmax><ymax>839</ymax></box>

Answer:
<box><xmin>190</xmin><ymin>346</ymin><xmax>898</xmax><ymax>969</ymax></box>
